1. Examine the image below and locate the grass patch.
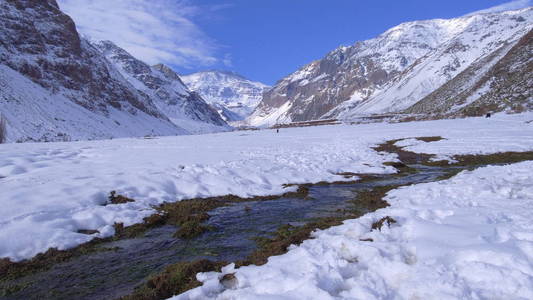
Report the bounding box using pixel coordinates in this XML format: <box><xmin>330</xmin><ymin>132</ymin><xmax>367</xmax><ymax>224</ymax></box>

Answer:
<box><xmin>374</xmin><ymin>137</ymin><xmax>533</xmax><ymax>169</ymax></box>
<box><xmin>239</xmin><ymin>217</ymin><xmax>344</xmax><ymax>267</ymax></box>
<box><xmin>173</xmin><ymin>222</ymin><xmax>214</xmax><ymax>239</ymax></box>
<box><xmin>414</xmin><ymin>136</ymin><xmax>444</xmax><ymax>143</ymax></box>
<box><xmin>428</xmin><ymin>151</ymin><xmax>533</xmax><ymax>167</ymax></box>
<box><xmin>0</xmin><ymin>240</ymin><xmax>118</xmax><ymax>282</ymax></box>
<box><xmin>373</xmin><ymin>138</ymin><xmax>436</xmax><ymax>164</ymax></box>
<box><xmin>120</xmin><ymin>260</ymin><xmax>227</xmax><ymax>300</ymax></box>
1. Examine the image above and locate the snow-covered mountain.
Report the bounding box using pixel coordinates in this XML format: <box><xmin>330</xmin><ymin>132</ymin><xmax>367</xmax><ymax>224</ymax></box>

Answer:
<box><xmin>182</xmin><ymin>71</ymin><xmax>270</xmax><ymax>122</ymax></box>
<box><xmin>249</xmin><ymin>8</ymin><xmax>532</xmax><ymax>126</ymax></box>
<box><xmin>0</xmin><ymin>0</ymin><xmax>228</xmax><ymax>143</ymax></box>
<box><xmin>94</xmin><ymin>41</ymin><xmax>229</xmax><ymax>134</ymax></box>
<box><xmin>405</xmin><ymin>27</ymin><xmax>533</xmax><ymax>116</ymax></box>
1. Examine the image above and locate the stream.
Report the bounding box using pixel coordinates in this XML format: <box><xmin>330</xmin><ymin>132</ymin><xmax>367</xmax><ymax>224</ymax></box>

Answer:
<box><xmin>0</xmin><ymin>164</ymin><xmax>462</xmax><ymax>300</ymax></box>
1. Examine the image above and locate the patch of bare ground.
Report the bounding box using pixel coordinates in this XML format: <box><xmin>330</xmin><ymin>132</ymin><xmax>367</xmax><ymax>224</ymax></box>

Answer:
<box><xmin>108</xmin><ymin>191</ymin><xmax>135</xmax><ymax>204</ymax></box>
<box><xmin>119</xmin><ymin>260</ymin><xmax>228</xmax><ymax>300</ymax></box>
<box><xmin>371</xmin><ymin>216</ymin><xmax>397</xmax><ymax>231</ymax></box>
<box><xmin>373</xmin><ymin>136</ymin><xmax>533</xmax><ymax>169</ymax></box>
<box><xmin>428</xmin><ymin>151</ymin><xmax>533</xmax><ymax>167</ymax></box>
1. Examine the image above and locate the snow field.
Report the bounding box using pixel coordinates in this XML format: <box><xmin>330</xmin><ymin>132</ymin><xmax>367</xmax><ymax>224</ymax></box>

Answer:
<box><xmin>1</xmin><ymin>112</ymin><xmax>533</xmax><ymax>261</ymax></box>
<box><xmin>174</xmin><ymin>160</ymin><xmax>533</xmax><ymax>300</ymax></box>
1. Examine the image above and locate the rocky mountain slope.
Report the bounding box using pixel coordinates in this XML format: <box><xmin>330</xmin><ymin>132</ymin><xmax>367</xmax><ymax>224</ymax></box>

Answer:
<box><xmin>94</xmin><ymin>41</ymin><xmax>229</xmax><ymax>134</ymax></box>
<box><xmin>0</xmin><ymin>0</ymin><xmax>227</xmax><ymax>142</ymax></box>
<box><xmin>182</xmin><ymin>71</ymin><xmax>269</xmax><ymax>122</ymax></box>
<box><xmin>249</xmin><ymin>8</ymin><xmax>532</xmax><ymax>126</ymax></box>
<box><xmin>406</xmin><ymin>28</ymin><xmax>533</xmax><ymax>116</ymax></box>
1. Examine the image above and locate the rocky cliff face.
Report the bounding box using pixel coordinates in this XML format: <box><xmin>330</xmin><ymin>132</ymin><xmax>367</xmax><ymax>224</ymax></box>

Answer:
<box><xmin>249</xmin><ymin>8</ymin><xmax>532</xmax><ymax>126</ymax></box>
<box><xmin>0</xmin><ymin>0</ymin><xmax>227</xmax><ymax>142</ymax></box>
<box><xmin>182</xmin><ymin>71</ymin><xmax>269</xmax><ymax>122</ymax></box>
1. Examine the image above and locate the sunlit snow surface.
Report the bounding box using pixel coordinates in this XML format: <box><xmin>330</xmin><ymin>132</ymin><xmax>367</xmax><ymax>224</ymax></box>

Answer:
<box><xmin>1</xmin><ymin>113</ymin><xmax>533</xmax><ymax>264</ymax></box>
<box><xmin>175</xmin><ymin>160</ymin><xmax>533</xmax><ymax>300</ymax></box>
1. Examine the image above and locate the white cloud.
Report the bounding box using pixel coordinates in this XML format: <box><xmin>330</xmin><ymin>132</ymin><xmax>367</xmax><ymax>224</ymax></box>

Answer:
<box><xmin>466</xmin><ymin>0</ymin><xmax>532</xmax><ymax>16</ymax></box>
<box><xmin>57</xmin><ymin>0</ymin><xmax>224</xmax><ymax>68</ymax></box>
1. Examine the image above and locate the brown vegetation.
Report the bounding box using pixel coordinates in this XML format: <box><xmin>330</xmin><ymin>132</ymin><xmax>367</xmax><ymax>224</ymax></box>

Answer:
<box><xmin>120</xmin><ymin>260</ymin><xmax>228</xmax><ymax>300</ymax></box>
<box><xmin>371</xmin><ymin>216</ymin><xmax>397</xmax><ymax>231</ymax></box>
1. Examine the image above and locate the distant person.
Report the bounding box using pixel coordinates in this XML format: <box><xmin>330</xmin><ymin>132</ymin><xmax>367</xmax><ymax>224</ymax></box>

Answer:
<box><xmin>276</xmin><ymin>128</ymin><xmax>279</xmax><ymax>133</ymax></box>
<box><xmin>486</xmin><ymin>113</ymin><xmax>491</xmax><ymax>118</ymax></box>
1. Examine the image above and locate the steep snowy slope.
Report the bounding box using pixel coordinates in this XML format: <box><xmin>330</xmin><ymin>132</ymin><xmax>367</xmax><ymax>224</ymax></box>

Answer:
<box><xmin>94</xmin><ymin>42</ymin><xmax>229</xmax><ymax>134</ymax></box>
<box><xmin>406</xmin><ymin>28</ymin><xmax>533</xmax><ymax>116</ymax></box>
<box><xmin>337</xmin><ymin>8</ymin><xmax>532</xmax><ymax>117</ymax></box>
<box><xmin>0</xmin><ymin>64</ymin><xmax>185</xmax><ymax>142</ymax></box>
<box><xmin>249</xmin><ymin>8</ymin><xmax>532</xmax><ymax>126</ymax></box>
<box><xmin>0</xmin><ymin>0</ymin><xmax>187</xmax><ymax>142</ymax></box>
<box><xmin>182</xmin><ymin>71</ymin><xmax>269</xmax><ymax>121</ymax></box>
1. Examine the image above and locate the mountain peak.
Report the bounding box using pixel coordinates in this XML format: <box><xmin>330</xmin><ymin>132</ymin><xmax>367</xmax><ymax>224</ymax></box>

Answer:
<box><xmin>182</xmin><ymin>71</ymin><xmax>270</xmax><ymax>122</ymax></box>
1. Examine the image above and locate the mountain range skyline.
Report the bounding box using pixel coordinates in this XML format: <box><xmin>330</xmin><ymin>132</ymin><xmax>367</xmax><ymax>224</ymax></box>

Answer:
<box><xmin>57</xmin><ymin>0</ymin><xmax>532</xmax><ymax>85</ymax></box>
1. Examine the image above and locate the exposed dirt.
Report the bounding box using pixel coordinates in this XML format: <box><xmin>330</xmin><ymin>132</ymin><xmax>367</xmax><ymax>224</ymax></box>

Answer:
<box><xmin>371</xmin><ymin>216</ymin><xmax>397</xmax><ymax>231</ymax></box>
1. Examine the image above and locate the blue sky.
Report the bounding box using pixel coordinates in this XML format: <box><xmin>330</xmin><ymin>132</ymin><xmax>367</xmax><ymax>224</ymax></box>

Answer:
<box><xmin>59</xmin><ymin>0</ymin><xmax>531</xmax><ymax>85</ymax></box>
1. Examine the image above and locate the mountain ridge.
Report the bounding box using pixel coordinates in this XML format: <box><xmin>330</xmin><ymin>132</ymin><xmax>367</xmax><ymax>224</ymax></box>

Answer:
<box><xmin>182</xmin><ymin>70</ymin><xmax>270</xmax><ymax>122</ymax></box>
<box><xmin>0</xmin><ymin>0</ymin><xmax>228</xmax><ymax>142</ymax></box>
<box><xmin>248</xmin><ymin>7</ymin><xmax>532</xmax><ymax>126</ymax></box>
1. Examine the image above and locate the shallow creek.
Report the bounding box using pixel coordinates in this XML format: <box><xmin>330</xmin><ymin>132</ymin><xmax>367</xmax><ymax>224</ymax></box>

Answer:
<box><xmin>1</xmin><ymin>165</ymin><xmax>463</xmax><ymax>300</ymax></box>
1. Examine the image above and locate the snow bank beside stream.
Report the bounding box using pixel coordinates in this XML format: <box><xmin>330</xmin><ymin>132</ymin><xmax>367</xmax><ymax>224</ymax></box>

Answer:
<box><xmin>175</xmin><ymin>161</ymin><xmax>533</xmax><ymax>299</ymax></box>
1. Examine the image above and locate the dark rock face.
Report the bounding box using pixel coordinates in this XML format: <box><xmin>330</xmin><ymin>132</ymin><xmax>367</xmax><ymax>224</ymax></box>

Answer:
<box><xmin>0</xmin><ymin>0</ymin><xmax>165</xmax><ymax>119</ymax></box>
<box><xmin>255</xmin><ymin>47</ymin><xmax>398</xmax><ymax>123</ymax></box>
<box><xmin>407</xmin><ymin>29</ymin><xmax>533</xmax><ymax>116</ymax></box>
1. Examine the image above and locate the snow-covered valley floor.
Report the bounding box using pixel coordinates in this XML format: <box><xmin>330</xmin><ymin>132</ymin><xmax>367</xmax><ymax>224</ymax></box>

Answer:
<box><xmin>1</xmin><ymin>112</ymin><xmax>533</xmax><ymax>273</ymax></box>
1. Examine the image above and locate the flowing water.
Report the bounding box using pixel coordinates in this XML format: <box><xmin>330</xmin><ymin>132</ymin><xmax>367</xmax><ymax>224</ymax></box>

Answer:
<box><xmin>0</xmin><ymin>165</ymin><xmax>460</xmax><ymax>300</ymax></box>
